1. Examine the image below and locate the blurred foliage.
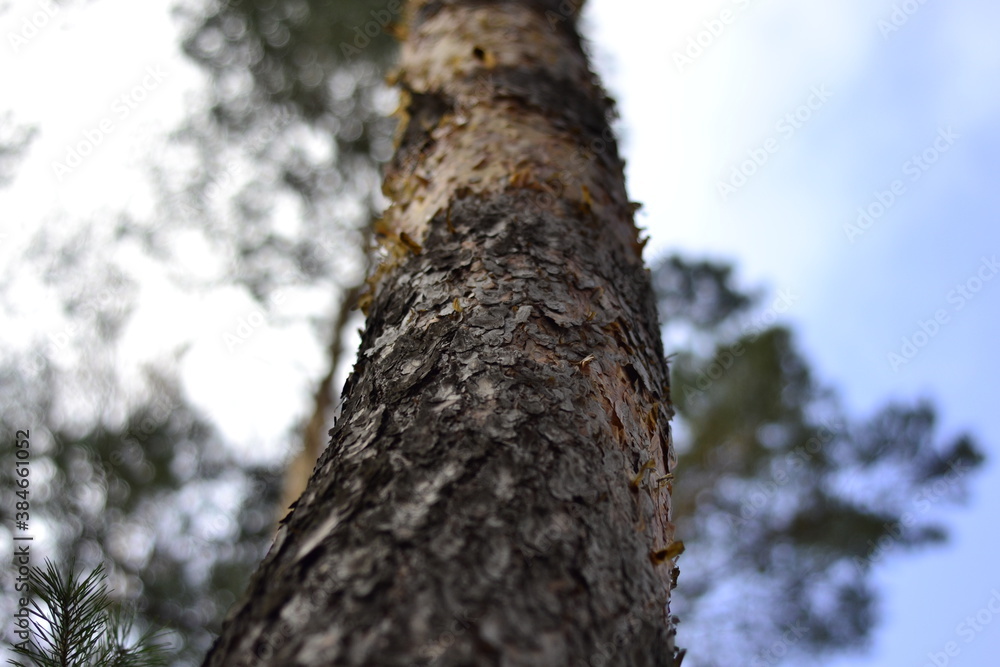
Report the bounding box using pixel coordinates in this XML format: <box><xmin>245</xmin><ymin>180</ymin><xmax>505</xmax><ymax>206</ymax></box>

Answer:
<box><xmin>178</xmin><ymin>0</ymin><xmax>399</xmax><ymax>127</ymax></box>
<box><xmin>173</xmin><ymin>0</ymin><xmax>400</xmax><ymax>240</ymax></box>
<box><xmin>651</xmin><ymin>255</ymin><xmax>755</xmax><ymax>331</ymax></box>
<box><xmin>0</xmin><ymin>356</ymin><xmax>280</xmax><ymax>665</ymax></box>
<box><xmin>653</xmin><ymin>255</ymin><xmax>984</xmax><ymax>666</ymax></box>
<box><xmin>0</xmin><ymin>2</ymin><xmax>986</xmax><ymax>666</ymax></box>
<box><xmin>4</xmin><ymin>2</ymin><xmax>397</xmax><ymax>664</ymax></box>
<box><xmin>111</xmin><ymin>0</ymin><xmax>399</xmax><ymax>309</ymax></box>
<box><xmin>0</xmin><ymin>112</ymin><xmax>36</xmax><ymax>188</ymax></box>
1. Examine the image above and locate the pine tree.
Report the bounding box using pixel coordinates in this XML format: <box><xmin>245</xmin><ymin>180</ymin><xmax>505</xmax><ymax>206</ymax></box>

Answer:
<box><xmin>202</xmin><ymin>1</ymin><xmax>683</xmax><ymax>664</ymax></box>
<box><xmin>8</xmin><ymin>560</ymin><xmax>169</xmax><ymax>667</ymax></box>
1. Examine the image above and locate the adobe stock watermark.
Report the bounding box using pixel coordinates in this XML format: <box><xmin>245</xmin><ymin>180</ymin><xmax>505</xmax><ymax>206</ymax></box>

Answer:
<box><xmin>118</xmin><ymin>393</ymin><xmax>182</xmax><ymax>455</ymax></box>
<box><xmin>51</xmin><ymin>65</ymin><xmax>168</xmax><ymax>181</ymax></box>
<box><xmin>923</xmin><ymin>588</ymin><xmax>1000</xmax><ymax>667</ymax></box>
<box><xmin>542</xmin><ymin>0</ymin><xmax>582</xmax><ymax>30</ymax></box>
<box><xmin>673</xmin><ymin>0</ymin><xmax>760</xmax><ymax>73</ymax></box>
<box><xmin>843</xmin><ymin>125</ymin><xmax>959</xmax><ymax>243</ymax></box>
<box><xmin>718</xmin><ymin>84</ymin><xmax>833</xmax><ymax>201</ymax></box>
<box><xmin>170</xmin><ymin>159</ymin><xmax>246</xmax><ymax>224</ymax></box>
<box><xmin>519</xmin><ymin>504</ymin><xmax>585</xmax><ymax>569</ymax></box>
<box><xmin>588</xmin><ymin>609</ymin><xmax>647</xmax><ymax>667</ymax></box>
<box><xmin>853</xmin><ymin>456</ymin><xmax>974</xmax><ymax>572</ymax></box>
<box><xmin>878</xmin><ymin>0</ymin><xmax>932</xmax><ymax>39</ymax></box>
<box><xmin>511</xmin><ymin>123</ymin><xmax>620</xmax><ymax>221</ymax></box>
<box><xmin>727</xmin><ymin>420</ymin><xmax>841</xmax><ymax>529</ymax></box>
<box><xmin>887</xmin><ymin>255</ymin><xmax>998</xmax><ymax>372</ymax></box>
<box><xmin>405</xmin><ymin>607</ymin><xmax>482</xmax><ymax>667</ymax></box>
<box><xmin>681</xmin><ymin>289</ymin><xmax>799</xmax><ymax>404</ymax></box>
<box><xmin>338</xmin><ymin>0</ymin><xmax>403</xmax><ymax>57</ymax></box>
<box><xmin>750</xmin><ymin>621</ymin><xmax>809</xmax><ymax>667</ymax></box>
<box><xmin>21</xmin><ymin>273</ymin><xmax>132</xmax><ymax>380</ymax></box>
<box><xmin>169</xmin><ymin>107</ymin><xmax>291</xmax><ymax>224</ymax></box>
<box><xmin>223</xmin><ymin>289</ymin><xmax>288</xmax><ymax>352</ymax></box>
<box><xmin>7</xmin><ymin>0</ymin><xmax>61</xmax><ymax>53</ymax></box>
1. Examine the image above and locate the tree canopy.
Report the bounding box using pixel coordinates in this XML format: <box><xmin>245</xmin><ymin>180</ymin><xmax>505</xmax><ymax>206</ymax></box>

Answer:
<box><xmin>0</xmin><ymin>2</ymin><xmax>985</xmax><ymax>665</ymax></box>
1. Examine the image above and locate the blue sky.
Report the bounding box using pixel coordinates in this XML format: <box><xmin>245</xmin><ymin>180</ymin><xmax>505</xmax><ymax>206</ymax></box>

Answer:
<box><xmin>588</xmin><ymin>0</ymin><xmax>1000</xmax><ymax>664</ymax></box>
<box><xmin>2</xmin><ymin>0</ymin><xmax>999</xmax><ymax>665</ymax></box>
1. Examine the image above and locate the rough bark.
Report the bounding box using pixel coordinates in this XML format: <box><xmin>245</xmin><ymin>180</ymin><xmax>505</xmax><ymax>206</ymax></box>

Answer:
<box><xmin>203</xmin><ymin>1</ymin><xmax>682</xmax><ymax>665</ymax></box>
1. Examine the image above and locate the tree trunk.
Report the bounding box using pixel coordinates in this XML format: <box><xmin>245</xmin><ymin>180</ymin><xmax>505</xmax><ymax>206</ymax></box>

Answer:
<box><xmin>203</xmin><ymin>1</ymin><xmax>682</xmax><ymax>665</ymax></box>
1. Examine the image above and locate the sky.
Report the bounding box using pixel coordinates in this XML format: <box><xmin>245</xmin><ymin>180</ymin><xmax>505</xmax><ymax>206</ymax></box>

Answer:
<box><xmin>586</xmin><ymin>0</ymin><xmax>1000</xmax><ymax>665</ymax></box>
<box><xmin>2</xmin><ymin>0</ymin><xmax>999</xmax><ymax>665</ymax></box>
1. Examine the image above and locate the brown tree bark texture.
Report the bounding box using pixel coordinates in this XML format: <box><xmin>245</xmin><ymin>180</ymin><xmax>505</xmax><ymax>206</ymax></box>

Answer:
<box><xmin>203</xmin><ymin>1</ymin><xmax>681</xmax><ymax>665</ymax></box>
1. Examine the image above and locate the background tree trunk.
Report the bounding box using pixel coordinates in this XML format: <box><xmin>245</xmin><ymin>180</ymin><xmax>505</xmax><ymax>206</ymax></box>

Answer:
<box><xmin>203</xmin><ymin>1</ymin><xmax>682</xmax><ymax>664</ymax></box>
<box><xmin>277</xmin><ymin>277</ymin><xmax>366</xmax><ymax>526</ymax></box>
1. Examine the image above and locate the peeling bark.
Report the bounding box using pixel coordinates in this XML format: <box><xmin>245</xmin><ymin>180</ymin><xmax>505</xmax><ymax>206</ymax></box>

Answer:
<box><xmin>204</xmin><ymin>1</ymin><xmax>682</xmax><ymax>665</ymax></box>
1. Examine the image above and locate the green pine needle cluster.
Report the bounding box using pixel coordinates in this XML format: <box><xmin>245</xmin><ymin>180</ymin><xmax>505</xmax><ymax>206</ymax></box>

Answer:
<box><xmin>8</xmin><ymin>559</ymin><xmax>170</xmax><ymax>667</ymax></box>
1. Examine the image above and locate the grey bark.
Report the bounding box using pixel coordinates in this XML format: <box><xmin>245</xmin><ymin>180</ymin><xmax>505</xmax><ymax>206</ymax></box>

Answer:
<box><xmin>203</xmin><ymin>1</ymin><xmax>682</xmax><ymax>665</ymax></box>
